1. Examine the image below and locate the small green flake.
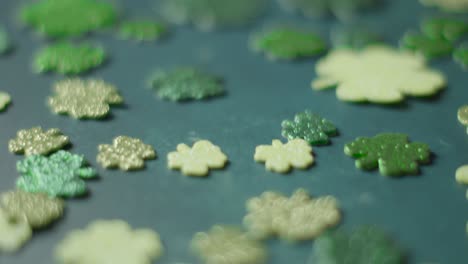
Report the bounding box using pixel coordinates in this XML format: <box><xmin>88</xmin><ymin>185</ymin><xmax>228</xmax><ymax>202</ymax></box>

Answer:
<box><xmin>454</xmin><ymin>45</ymin><xmax>468</xmax><ymax>69</ymax></box>
<box><xmin>0</xmin><ymin>26</ymin><xmax>11</xmax><ymax>55</ymax></box>
<box><xmin>34</xmin><ymin>42</ymin><xmax>106</xmax><ymax>75</ymax></box>
<box><xmin>331</xmin><ymin>26</ymin><xmax>382</xmax><ymax>50</ymax></box>
<box><xmin>311</xmin><ymin>226</ymin><xmax>404</xmax><ymax>264</ymax></box>
<box><xmin>0</xmin><ymin>91</ymin><xmax>11</xmax><ymax>111</ymax></box>
<box><xmin>422</xmin><ymin>18</ymin><xmax>468</xmax><ymax>42</ymax></box>
<box><xmin>48</xmin><ymin>79</ymin><xmax>123</xmax><ymax>119</ymax></box>
<box><xmin>344</xmin><ymin>133</ymin><xmax>431</xmax><ymax>176</ymax></box>
<box><xmin>119</xmin><ymin>20</ymin><xmax>167</xmax><ymax>42</ymax></box>
<box><xmin>0</xmin><ymin>190</ymin><xmax>65</xmax><ymax>229</ymax></box>
<box><xmin>252</xmin><ymin>27</ymin><xmax>327</xmax><ymax>60</ymax></box>
<box><xmin>281</xmin><ymin>111</ymin><xmax>337</xmax><ymax>145</ymax></box>
<box><xmin>400</xmin><ymin>32</ymin><xmax>454</xmax><ymax>59</ymax></box>
<box><xmin>21</xmin><ymin>0</ymin><xmax>117</xmax><ymax>38</ymax></box>
<box><xmin>9</xmin><ymin>127</ymin><xmax>70</xmax><ymax>156</ymax></box>
<box><xmin>150</xmin><ymin>67</ymin><xmax>225</xmax><ymax>102</ymax></box>
<box><xmin>160</xmin><ymin>0</ymin><xmax>267</xmax><ymax>31</ymax></box>
<box><xmin>16</xmin><ymin>150</ymin><xmax>97</xmax><ymax>198</ymax></box>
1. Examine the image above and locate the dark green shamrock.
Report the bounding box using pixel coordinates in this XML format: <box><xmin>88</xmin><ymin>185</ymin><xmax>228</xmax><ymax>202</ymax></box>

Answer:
<box><xmin>16</xmin><ymin>150</ymin><xmax>97</xmax><ymax>198</ymax></box>
<box><xmin>311</xmin><ymin>226</ymin><xmax>404</xmax><ymax>264</ymax></box>
<box><xmin>344</xmin><ymin>133</ymin><xmax>431</xmax><ymax>176</ymax></box>
<box><xmin>252</xmin><ymin>27</ymin><xmax>327</xmax><ymax>60</ymax></box>
<box><xmin>21</xmin><ymin>0</ymin><xmax>117</xmax><ymax>38</ymax></box>
<box><xmin>422</xmin><ymin>18</ymin><xmax>468</xmax><ymax>42</ymax></box>
<box><xmin>150</xmin><ymin>67</ymin><xmax>224</xmax><ymax>102</ymax></box>
<box><xmin>282</xmin><ymin>111</ymin><xmax>337</xmax><ymax>145</ymax></box>
<box><xmin>119</xmin><ymin>20</ymin><xmax>167</xmax><ymax>42</ymax></box>
<box><xmin>454</xmin><ymin>45</ymin><xmax>468</xmax><ymax>69</ymax></box>
<box><xmin>400</xmin><ymin>32</ymin><xmax>454</xmax><ymax>59</ymax></box>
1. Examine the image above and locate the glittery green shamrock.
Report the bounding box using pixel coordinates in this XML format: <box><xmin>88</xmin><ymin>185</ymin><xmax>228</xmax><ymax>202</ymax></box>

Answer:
<box><xmin>454</xmin><ymin>45</ymin><xmax>468</xmax><ymax>69</ymax></box>
<box><xmin>119</xmin><ymin>20</ymin><xmax>167</xmax><ymax>42</ymax></box>
<box><xmin>0</xmin><ymin>26</ymin><xmax>12</xmax><ymax>55</ymax></box>
<box><xmin>160</xmin><ymin>0</ymin><xmax>267</xmax><ymax>31</ymax></box>
<box><xmin>400</xmin><ymin>32</ymin><xmax>454</xmax><ymax>59</ymax></box>
<box><xmin>422</xmin><ymin>18</ymin><xmax>468</xmax><ymax>42</ymax></box>
<box><xmin>16</xmin><ymin>150</ymin><xmax>97</xmax><ymax>198</ymax></box>
<box><xmin>344</xmin><ymin>133</ymin><xmax>431</xmax><ymax>176</ymax></box>
<box><xmin>277</xmin><ymin>0</ymin><xmax>379</xmax><ymax>20</ymax></box>
<box><xmin>21</xmin><ymin>0</ymin><xmax>117</xmax><ymax>38</ymax></box>
<box><xmin>311</xmin><ymin>226</ymin><xmax>404</xmax><ymax>264</ymax></box>
<box><xmin>331</xmin><ymin>26</ymin><xmax>382</xmax><ymax>50</ymax></box>
<box><xmin>9</xmin><ymin>127</ymin><xmax>70</xmax><ymax>156</ymax></box>
<box><xmin>281</xmin><ymin>111</ymin><xmax>337</xmax><ymax>145</ymax></box>
<box><xmin>252</xmin><ymin>27</ymin><xmax>327</xmax><ymax>60</ymax></box>
<box><xmin>48</xmin><ymin>79</ymin><xmax>123</xmax><ymax>119</ymax></box>
<box><xmin>34</xmin><ymin>42</ymin><xmax>106</xmax><ymax>75</ymax></box>
<box><xmin>150</xmin><ymin>67</ymin><xmax>225</xmax><ymax>102</ymax></box>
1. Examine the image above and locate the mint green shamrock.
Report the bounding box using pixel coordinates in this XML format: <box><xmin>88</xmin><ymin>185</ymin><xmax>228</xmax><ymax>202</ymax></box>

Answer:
<box><xmin>34</xmin><ymin>42</ymin><xmax>106</xmax><ymax>75</ymax></box>
<box><xmin>311</xmin><ymin>226</ymin><xmax>404</xmax><ymax>264</ymax></box>
<box><xmin>16</xmin><ymin>150</ymin><xmax>97</xmax><ymax>198</ymax></box>
<box><xmin>252</xmin><ymin>27</ymin><xmax>327</xmax><ymax>60</ymax></box>
<box><xmin>119</xmin><ymin>20</ymin><xmax>167</xmax><ymax>42</ymax></box>
<box><xmin>454</xmin><ymin>45</ymin><xmax>468</xmax><ymax>69</ymax></box>
<box><xmin>345</xmin><ymin>133</ymin><xmax>431</xmax><ymax>176</ymax></box>
<box><xmin>400</xmin><ymin>32</ymin><xmax>454</xmax><ymax>59</ymax></box>
<box><xmin>21</xmin><ymin>0</ymin><xmax>117</xmax><ymax>38</ymax></box>
<box><xmin>282</xmin><ymin>111</ymin><xmax>337</xmax><ymax>145</ymax></box>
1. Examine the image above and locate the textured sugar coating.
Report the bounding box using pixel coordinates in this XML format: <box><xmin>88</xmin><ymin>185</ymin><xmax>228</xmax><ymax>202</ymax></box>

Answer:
<box><xmin>311</xmin><ymin>226</ymin><xmax>404</xmax><ymax>264</ymax></box>
<box><xmin>48</xmin><ymin>78</ymin><xmax>123</xmax><ymax>119</ymax></box>
<box><xmin>281</xmin><ymin>111</ymin><xmax>337</xmax><ymax>145</ymax></box>
<box><xmin>191</xmin><ymin>225</ymin><xmax>267</xmax><ymax>264</ymax></box>
<box><xmin>456</xmin><ymin>165</ymin><xmax>468</xmax><ymax>184</ymax></box>
<box><xmin>344</xmin><ymin>133</ymin><xmax>431</xmax><ymax>176</ymax></box>
<box><xmin>251</xmin><ymin>27</ymin><xmax>327</xmax><ymax>60</ymax></box>
<box><xmin>55</xmin><ymin>220</ymin><xmax>163</xmax><ymax>264</ymax></box>
<box><xmin>21</xmin><ymin>0</ymin><xmax>117</xmax><ymax>38</ymax></box>
<box><xmin>400</xmin><ymin>32</ymin><xmax>454</xmax><ymax>59</ymax></box>
<box><xmin>119</xmin><ymin>20</ymin><xmax>167</xmax><ymax>42</ymax></box>
<box><xmin>160</xmin><ymin>0</ymin><xmax>267</xmax><ymax>31</ymax></box>
<box><xmin>0</xmin><ymin>26</ymin><xmax>11</xmax><ymax>55</ymax></box>
<box><xmin>1</xmin><ymin>190</ymin><xmax>64</xmax><ymax>229</ymax></box>
<box><xmin>9</xmin><ymin>126</ymin><xmax>69</xmax><ymax>156</ymax></box>
<box><xmin>0</xmin><ymin>208</ymin><xmax>32</xmax><ymax>253</ymax></box>
<box><xmin>454</xmin><ymin>45</ymin><xmax>468</xmax><ymax>69</ymax></box>
<box><xmin>419</xmin><ymin>0</ymin><xmax>468</xmax><ymax>12</ymax></box>
<box><xmin>16</xmin><ymin>150</ymin><xmax>97</xmax><ymax>198</ymax></box>
<box><xmin>34</xmin><ymin>42</ymin><xmax>106</xmax><ymax>75</ymax></box>
<box><xmin>0</xmin><ymin>91</ymin><xmax>11</xmax><ymax>111</ymax></box>
<box><xmin>150</xmin><ymin>67</ymin><xmax>224</xmax><ymax>102</ymax></box>
<box><xmin>422</xmin><ymin>18</ymin><xmax>468</xmax><ymax>42</ymax></box>
<box><xmin>168</xmin><ymin>140</ymin><xmax>228</xmax><ymax>177</ymax></box>
<box><xmin>243</xmin><ymin>188</ymin><xmax>341</xmax><ymax>241</ymax></box>
<box><xmin>97</xmin><ymin>136</ymin><xmax>156</xmax><ymax>171</ymax></box>
<box><xmin>312</xmin><ymin>45</ymin><xmax>446</xmax><ymax>104</ymax></box>
<box><xmin>254</xmin><ymin>139</ymin><xmax>314</xmax><ymax>174</ymax></box>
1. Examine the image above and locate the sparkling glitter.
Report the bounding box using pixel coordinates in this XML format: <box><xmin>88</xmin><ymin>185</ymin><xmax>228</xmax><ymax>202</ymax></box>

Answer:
<box><xmin>420</xmin><ymin>0</ymin><xmax>468</xmax><ymax>12</ymax></box>
<box><xmin>34</xmin><ymin>42</ymin><xmax>106</xmax><ymax>75</ymax></box>
<box><xmin>97</xmin><ymin>136</ymin><xmax>156</xmax><ymax>171</ymax></box>
<box><xmin>16</xmin><ymin>150</ymin><xmax>97</xmax><ymax>198</ymax></box>
<box><xmin>168</xmin><ymin>140</ymin><xmax>228</xmax><ymax>177</ymax></box>
<box><xmin>344</xmin><ymin>133</ymin><xmax>431</xmax><ymax>176</ymax></box>
<box><xmin>21</xmin><ymin>0</ymin><xmax>117</xmax><ymax>38</ymax></box>
<box><xmin>8</xmin><ymin>126</ymin><xmax>70</xmax><ymax>156</ymax></box>
<box><xmin>243</xmin><ymin>189</ymin><xmax>341</xmax><ymax>241</ymax></box>
<box><xmin>251</xmin><ymin>26</ymin><xmax>326</xmax><ymax>60</ymax></box>
<box><xmin>119</xmin><ymin>20</ymin><xmax>167</xmax><ymax>42</ymax></box>
<box><xmin>312</xmin><ymin>46</ymin><xmax>446</xmax><ymax>104</ymax></box>
<box><xmin>0</xmin><ymin>208</ymin><xmax>32</xmax><ymax>253</ymax></box>
<box><xmin>191</xmin><ymin>225</ymin><xmax>267</xmax><ymax>264</ymax></box>
<box><xmin>254</xmin><ymin>139</ymin><xmax>314</xmax><ymax>174</ymax></box>
<box><xmin>55</xmin><ymin>220</ymin><xmax>163</xmax><ymax>264</ymax></box>
<box><xmin>0</xmin><ymin>91</ymin><xmax>11</xmax><ymax>111</ymax></box>
<box><xmin>281</xmin><ymin>111</ymin><xmax>337</xmax><ymax>145</ymax></box>
<box><xmin>456</xmin><ymin>165</ymin><xmax>468</xmax><ymax>184</ymax></box>
<box><xmin>48</xmin><ymin>78</ymin><xmax>123</xmax><ymax>119</ymax></box>
<box><xmin>150</xmin><ymin>67</ymin><xmax>225</xmax><ymax>102</ymax></box>
<box><xmin>400</xmin><ymin>32</ymin><xmax>454</xmax><ymax>59</ymax></box>
<box><xmin>1</xmin><ymin>190</ymin><xmax>64</xmax><ymax>229</ymax></box>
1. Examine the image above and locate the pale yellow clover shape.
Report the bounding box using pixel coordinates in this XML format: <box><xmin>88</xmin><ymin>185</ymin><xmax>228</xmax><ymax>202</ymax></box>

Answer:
<box><xmin>312</xmin><ymin>45</ymin><xmax>446</xmax><ymax>104</ymax></box>
<box><xmin>254</xmin><ymin>139</ymin><xmax>314</xmax><ymax>173</ymax></box>
<box><xmin>456</xmin><ymin>165</ymin><xmax>468</xmax><ymax>185</ymax></box>
<box><xmin>167</xmin><ymin>140</ymin><xmax>228</xmax><ymax>176</ymax></box>
<box><xmin>420</xmin><ymin>0</ymin><xmax>468</xmax><ymax>12</ymax></box>
<box><xmin>55</xmin><ymin>220</ymin><xmax>163</xmax><ymax>264</ymax></box>
<box><xmin>243</xmin><ymin>188</ymin><xmax>341</xmax><ymax>241</ymax></box>
<box><xmin>0</xmin><ymin>208</ymin><xmax>32</xmax><ymax>253</ymax></box>
<box><xmin>0</xmin><ymin>91</ymin><xmax>11</xmax><ymax>111</ymax></box>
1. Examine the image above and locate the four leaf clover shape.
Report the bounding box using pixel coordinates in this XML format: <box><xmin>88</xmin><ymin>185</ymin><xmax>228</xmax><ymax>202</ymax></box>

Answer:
<box><xmin>282</xmin><ymin>111</ymin><xmax>337</xmax><ymax>145</ymax></box>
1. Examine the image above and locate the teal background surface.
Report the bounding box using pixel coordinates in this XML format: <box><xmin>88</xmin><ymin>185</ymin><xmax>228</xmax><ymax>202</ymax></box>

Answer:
<box><xmin>0</xmin><ymin>0</ymin><xmax>467</xmax><ymax>263</ymax></box>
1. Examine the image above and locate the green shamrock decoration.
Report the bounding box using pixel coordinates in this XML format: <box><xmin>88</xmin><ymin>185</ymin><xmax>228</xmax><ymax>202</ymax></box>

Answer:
<box><xmin>454</xmin><ymin>45</ymin><xmax>468</xmax><ymax>69</ymax></box>
<box><xmin>150</xmin><ymin>67</ymin><xmax>225</xmax><ymax>102</ymax></box>
<box><xmin>344</xmin><ymin>133</ymin><xmax>431</xmax><ymax>176</ymax></box>
<box><xmin>21</xmin><ymin>0</ymin><xmax>117</xmax><ymax>38</ymax></box>
<box><xmin>0</xmin><ymin>26</ymin><xmax>11</xmax><ymax>55</ymax></box>
<box><xmin>16</xmin><ymin>150</ymin><xmax>97</xmax><ymax>198</ymax></box>
<box><xmin>281</xmin><ymin>111</ymin><xmax>337</xmax><ymax>145</ymax></box>
<box><xmin>34</xmin><ymin>42</ymin><xmax>106</xmax><ymax>75</ymax></box>
<box><xmin>331</xmin><ymin>26</ymin><xmax>382</xmax><ymax>50</ymax></box>
<box><xmin>160</xmin><ymin>0</ymin><xmax>267</xmax><ymax>31</ymax></box>
<box><xmin>400</xmin><ymin>32</ymin><xmax>454</xmax><ymax>59</ymax></box>
<box><xmin>119</xmin><ymin>20</ymin><xmax>167</xmax><ymax>42</ymax></box>
<box><xmin>311</xmin><ymin>226</ymin><xmax>404</xmax><ymax>264</ymax></box>
<box><xmin>422</xmin><ymin>18</ymin><xmax>468</xmax><ymax>42</ymax></box>
<box><xmin>252</xmin><ymin>27</ymin><xmax>327</xmax><ymax>60</ymax></box>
